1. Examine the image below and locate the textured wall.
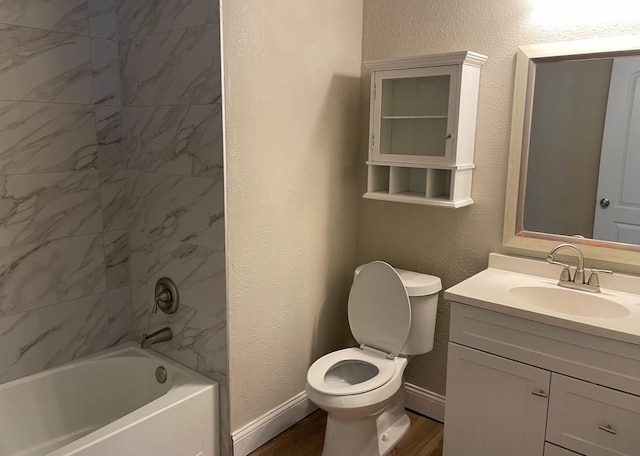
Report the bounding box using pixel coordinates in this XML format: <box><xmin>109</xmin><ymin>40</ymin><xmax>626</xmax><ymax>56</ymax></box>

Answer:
<box><xmin>359</xmin><ymin>0</ymin><xmax>640</xmax><ymax>396</ymax></box>
<box><xmin>222</xmin><ymin>0</ymin><xmax>363</xmax><ymax>432</ymax></box>
<box><xmin>116</xmin><ymin>0</ymin><xmax>229</xmax><ymax>453</ymax></box>
<box><xmin>0</xmin><ymin>0</ymin><xmax>129</xmax><ymax>384</ymax></box>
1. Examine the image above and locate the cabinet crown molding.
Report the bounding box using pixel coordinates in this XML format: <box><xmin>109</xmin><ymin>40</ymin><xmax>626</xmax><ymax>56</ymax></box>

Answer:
<box><xmin>363</xmin><ymin>51</ymin><xmax>488</xmax><ymax>72</ymax></box>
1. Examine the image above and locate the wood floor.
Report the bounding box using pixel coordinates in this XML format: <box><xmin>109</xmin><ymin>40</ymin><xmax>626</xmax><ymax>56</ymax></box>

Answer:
<box><xmin>249</xmin><ymin>410</ymin><xmax>444</xmax><ymax>456</ymax></box>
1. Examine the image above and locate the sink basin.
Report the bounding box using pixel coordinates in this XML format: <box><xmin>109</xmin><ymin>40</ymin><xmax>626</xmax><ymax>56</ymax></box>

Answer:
<box><xmin>509</xmin><ymin>286</ymin><xmax>631</xmax><ymax>319</ymax></box>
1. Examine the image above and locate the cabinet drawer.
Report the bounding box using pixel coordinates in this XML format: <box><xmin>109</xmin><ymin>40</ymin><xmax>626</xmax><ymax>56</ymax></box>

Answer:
<box><xmin>544</xmin><ymin>443</ymin><xmax>583</xmax><ymax>456</ymax></box>
<box><xmin>450</xmin><ymin>303</ymin><xmax>640</xmax><ymax>395</ymax></box>
<box><xmin>547</xmin><ymin>374</ymin><xmax>640</xmax><ymax>456</ymax></box>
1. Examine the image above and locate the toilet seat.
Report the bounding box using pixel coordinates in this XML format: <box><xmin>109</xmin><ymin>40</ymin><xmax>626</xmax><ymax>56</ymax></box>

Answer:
<box><xmin>348</xmin><ymin>261</ymin><xmax>411</xmax><ymax>358</ymax></box>
<box><xmin>307</xmin><ymin>262</ymin><xmax>412</xmax><ymax>398</ymax></box>
<box><xmin>306</xmin><ymin>347</ymin><xmax>398</xmax><ymax>396</ymax></box>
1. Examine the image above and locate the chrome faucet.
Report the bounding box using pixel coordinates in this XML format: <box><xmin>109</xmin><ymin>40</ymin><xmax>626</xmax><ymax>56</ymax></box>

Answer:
<box><xmin>547</xmin><ymin>243</ymin><xmax>612</xmax><ymax>293</ymax></box>
<box><xmin>140</xmin><ymin>327</ymin><xmax>173</xmax><ymax>349</ymax></box>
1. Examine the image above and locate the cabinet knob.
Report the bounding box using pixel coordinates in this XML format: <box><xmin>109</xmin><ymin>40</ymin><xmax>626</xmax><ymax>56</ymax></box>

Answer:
<box><xmin>531</xmin><ymin>389</ymin><xmax>548</xmax><ymax>398</ymax></box>
<box><xmin>598</xmin><ymin>424</ymin><xmax>617</xmax><ymax>435</ymax></box>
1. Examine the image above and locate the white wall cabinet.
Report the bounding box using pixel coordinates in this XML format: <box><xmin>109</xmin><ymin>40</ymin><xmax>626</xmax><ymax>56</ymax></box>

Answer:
<box><xmin>363</xmin><ymin>52</ymin><xmax>487</xmax><ymax>207</ymax></box>
<box><xmin>444</xmin><ymin>303</ymin><xmax>640</xmax><ymax>456</ymax></box>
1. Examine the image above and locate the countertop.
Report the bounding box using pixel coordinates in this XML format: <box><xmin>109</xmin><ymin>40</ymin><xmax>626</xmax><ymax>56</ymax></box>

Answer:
<box><xmin>444</xmin><ymin>253</ymin><xmax>640</xmax><ymax>346</ymax></box>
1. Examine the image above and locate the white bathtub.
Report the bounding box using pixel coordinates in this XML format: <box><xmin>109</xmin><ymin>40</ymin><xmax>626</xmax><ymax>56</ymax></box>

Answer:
<box><xmin>0</xmin><ymin>343</ymin><xmax>219</xmax><ymax>456</ymax></box>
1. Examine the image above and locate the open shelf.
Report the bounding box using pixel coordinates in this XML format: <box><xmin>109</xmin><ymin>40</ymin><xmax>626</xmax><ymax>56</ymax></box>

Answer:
<box><xmin>364</xmin><ymin>164</ymin><xmax>474</xmax><ymax>208</ymax></box>
<box><xmin>367</xmin><ymin>165</ymin><xmax>390</xmax><ymax>193</ymax></box>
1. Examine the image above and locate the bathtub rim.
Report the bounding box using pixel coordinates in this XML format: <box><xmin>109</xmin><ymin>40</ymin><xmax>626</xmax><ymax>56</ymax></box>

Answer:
<box><xmin>0</xmin><ymin>342</ymin><xmax>215</xmax><ymax>391</ymax></box>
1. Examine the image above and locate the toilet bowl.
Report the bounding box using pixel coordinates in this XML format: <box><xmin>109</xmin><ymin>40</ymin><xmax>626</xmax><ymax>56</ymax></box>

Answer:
<box><xmin>305</xmin><ymin>261</ymin><xmax>441</xmax><ymax>456</ymax></box>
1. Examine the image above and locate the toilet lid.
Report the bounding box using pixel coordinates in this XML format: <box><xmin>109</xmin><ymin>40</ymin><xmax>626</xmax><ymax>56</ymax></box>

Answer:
<box><xmin>348</xmin><ymin>261</ymin><xmax>411</xmax><ymax>358</ymax></box>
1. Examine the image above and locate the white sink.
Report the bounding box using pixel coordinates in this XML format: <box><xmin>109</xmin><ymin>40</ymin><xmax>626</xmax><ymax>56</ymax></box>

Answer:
<box><xmin>509</xmin><ymin>286</ymin><xmax>631</xmax><ymax>319</ymax></box>
<box><xmin>444</xmin><ymin>253</ymin><xmax>640</xmax><ymax>346</ymax></box>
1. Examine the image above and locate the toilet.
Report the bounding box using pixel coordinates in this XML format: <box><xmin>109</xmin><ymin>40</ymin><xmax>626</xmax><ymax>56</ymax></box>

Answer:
<box><xmin>305</xmin><ymin>261</ymin><xmax>441</xmax><ymax>456</ymax></box>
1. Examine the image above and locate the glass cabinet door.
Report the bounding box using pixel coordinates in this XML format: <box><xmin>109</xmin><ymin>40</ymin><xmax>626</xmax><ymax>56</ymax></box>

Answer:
<box><xmin>372</xmin><ymin>66</ymin><xmax>459</xmax><ymax>164</ymax></box>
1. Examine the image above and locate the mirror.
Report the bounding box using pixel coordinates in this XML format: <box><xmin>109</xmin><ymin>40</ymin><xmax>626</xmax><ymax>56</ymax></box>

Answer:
<box><xmin>504</xmin><ymin>36</ymin><xmax>640</xmax><ymax>266</ymax></box>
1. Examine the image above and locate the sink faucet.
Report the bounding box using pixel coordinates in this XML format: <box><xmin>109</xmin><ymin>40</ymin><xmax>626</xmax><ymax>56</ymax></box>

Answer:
<box><xmin>140</xmin><ymin>327</ymin><xmax>173</xmax><ymax>349</ymax></box>
<box><xmin>547</xmin><ymin>243</ymin><xmax>612</xmax><ymax>293</ymax></box>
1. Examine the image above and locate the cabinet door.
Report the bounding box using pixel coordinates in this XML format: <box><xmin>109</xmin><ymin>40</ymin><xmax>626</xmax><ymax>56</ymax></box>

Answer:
<box><xmin>443</xmin><ymin>343</ymin><xmax>551</xmax><ymax>456</ymax></box>
<box><xmin>371</xmin><ymin>66</ymin><xmax>459</xmax><ymax>165</ymax></box>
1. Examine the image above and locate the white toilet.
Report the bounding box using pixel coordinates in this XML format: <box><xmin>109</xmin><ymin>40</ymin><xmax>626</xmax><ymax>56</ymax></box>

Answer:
<box><xmin>305</xmin><ymin>261</ymin><xmax>441</xmax><ymax>456</ymax></box>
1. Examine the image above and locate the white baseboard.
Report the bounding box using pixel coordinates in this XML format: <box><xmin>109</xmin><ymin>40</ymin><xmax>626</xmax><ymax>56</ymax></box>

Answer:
<box><xmin>231</xmin><ymin>391</ymin><xmax>318</xmax><ymax>456</ymax></box>
<box><xmin>231</xmin><ymin>384</ymin><xmax>445</xmax><ymax>456</ymax></box>
<box><xmin>404</xmin><ymin>383</ymin><xmax>446</xmax><ymax>422</ymax></box>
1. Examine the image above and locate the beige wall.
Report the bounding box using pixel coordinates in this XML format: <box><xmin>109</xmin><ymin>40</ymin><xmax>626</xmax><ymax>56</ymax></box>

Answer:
<box><xmin>358</xmin><ymin>0</ymin><xmax>640</xmax><ymax>395</ymax></box>
<box><xmin>223</xmin><ymin>0</ymin><xmax>640</xmax><ymax>432</ymax></box>
<box><xmin>222</xmin><ymin>0</ymin><xmax>363</xmax><ymax>431</ymax></box>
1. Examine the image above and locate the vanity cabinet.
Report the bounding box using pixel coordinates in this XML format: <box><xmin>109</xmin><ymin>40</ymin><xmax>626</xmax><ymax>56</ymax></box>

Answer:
<box><xmin>363</xmin><ymin>52</ymin><xmax>487</xmax><ymax>208</ymax></box>
<box><xmin>444</xmin><ymin>302</ymin><xmax>640</xmax><ymax>456</ymax></box>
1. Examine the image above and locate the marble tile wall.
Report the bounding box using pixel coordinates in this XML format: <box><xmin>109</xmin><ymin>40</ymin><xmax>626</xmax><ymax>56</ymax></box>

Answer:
<box><xmin>117</xmin><ymin>0</ymin><xmax>228</xmax><ymax>453</ymax></box>
<box><xmin>0</xmin><ymin>0</ymin><xmax>227</xmax><ymax>451</ymax></box>
<box><xmin>0</xmin><ymin>0</ymin><xmax>130</xmax><ymax>384</ymax></box>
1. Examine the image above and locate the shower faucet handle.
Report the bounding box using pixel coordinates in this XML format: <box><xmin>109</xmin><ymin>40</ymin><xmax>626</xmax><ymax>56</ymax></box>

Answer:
<box><xmin>155</xmin><ymin>290</ymin><xmax>171</xmax><ymax>302</ymax></box>
<box><xmin>152</xmin><ymin>277</ymin><xmax>180</xmax><ymax>314</ymax></box>
<box><xmin>152</xmin><ymin>290</ymin><xmax>171</xmax><ymax>314</ymax></box>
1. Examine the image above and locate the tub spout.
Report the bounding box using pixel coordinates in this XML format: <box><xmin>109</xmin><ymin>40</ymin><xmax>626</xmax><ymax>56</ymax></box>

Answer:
<box><xmin>140</xmin><ymin>327</ymin><xmax>173</xmax><ymax>349</ymax></box>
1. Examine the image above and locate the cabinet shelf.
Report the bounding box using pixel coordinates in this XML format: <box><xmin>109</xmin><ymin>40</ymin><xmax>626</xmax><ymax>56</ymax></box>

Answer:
<box><xmin>366</xmin><ymin>160</ymin><xmax>475</xmax><ymax>170</ymax></box>
<box><xmin>363</xmin><ymin>191</ymin><xmax>473</xmax><ymax>208</ymax></box>
<box><xmin>381</xmin><ymin>115</ymin><xmax>448</xmax><ymax>119</ymax></box>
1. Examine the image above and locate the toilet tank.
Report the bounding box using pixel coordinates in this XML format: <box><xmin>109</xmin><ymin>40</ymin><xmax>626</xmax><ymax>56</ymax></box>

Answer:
<box><xmin>354</xmin><ymin>264</ymin><xmax>441</xmax><ymax>356</ymax></box>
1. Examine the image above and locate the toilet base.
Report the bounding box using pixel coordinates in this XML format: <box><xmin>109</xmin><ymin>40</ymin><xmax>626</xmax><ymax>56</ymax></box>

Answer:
<box><xmin>378</xmin><ymin>413</ymin><xmax>411</xmax><ymax>456</ymax></box>
<box><xmin>322</xmin><ymin>413</ymin><xmax>380</xmax><ymax>456</ymax></box>
<box><xmin>377</xmin><ymin>384</ymin><xmax>411</xmax><ymax>455</ymax></box>
<box><xmin>320</xmin><ymin>411</ymin><xmax>410</xmax><ymax>456</ymax></box>
<box><xmin>320</xmin><ymin>385</ymin><xmax>410</xmax><ymax>456</ymax></box>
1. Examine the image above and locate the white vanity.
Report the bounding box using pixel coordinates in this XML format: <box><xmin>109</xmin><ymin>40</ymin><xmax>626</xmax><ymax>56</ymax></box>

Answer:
<box><xmin>443</xmin><ymin>253</ymin><xmax>640</xmax><ymax>456</ymax></box>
